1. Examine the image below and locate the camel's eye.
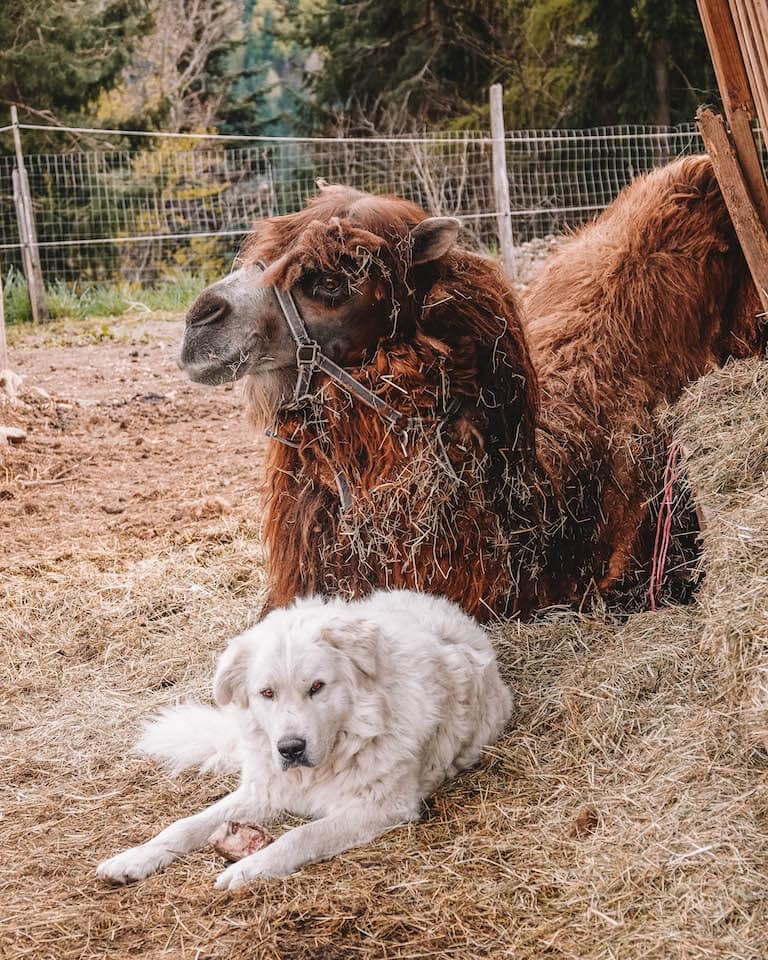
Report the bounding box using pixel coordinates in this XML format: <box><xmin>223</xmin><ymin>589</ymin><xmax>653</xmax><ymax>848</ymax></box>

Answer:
<box><xmin>309</xmin><ymin>680</ymin><xmax>325</xmax><ymax>696</ymax></box>
<box><xmin>312</xmin><ymin>275</ymin><xmax>347</xmax><ymax>299</ymax></box>
<box><xmin>260</xmin><ymin>688</ymin><xmax>275</xmax><ymax>699</ymax></box>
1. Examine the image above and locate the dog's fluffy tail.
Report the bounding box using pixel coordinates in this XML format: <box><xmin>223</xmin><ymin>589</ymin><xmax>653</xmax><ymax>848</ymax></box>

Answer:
<box><xmin>135</xmin><ymin>703</ymin><xmax>241</xmax><ymax>776</ymax></box>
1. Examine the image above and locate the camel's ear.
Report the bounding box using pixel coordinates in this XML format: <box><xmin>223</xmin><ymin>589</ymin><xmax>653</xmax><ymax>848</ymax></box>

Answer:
<box><xmin>258</xmin><ymin>253</ymin><xmax>288</xmax><ymax>288</ymax></box>
<box><xmin>213</xmin><ymin>633</ymin><xmax>252</xmax><ymax>709</ymax></box>
<box><xmin>410</xmin><ymin>216</ymin><xmax>461</xmax><ymax>264</ymax></box>
<box><xmin>320</xmin><ymin>618</ymin><xmax>381</xmax><ymax>682</ymax></box>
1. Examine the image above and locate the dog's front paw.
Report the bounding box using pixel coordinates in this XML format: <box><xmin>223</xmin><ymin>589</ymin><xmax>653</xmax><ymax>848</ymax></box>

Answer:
<box><xmin>214</xmin><ymin>859</ymin><xmax>258</xmax><ymax>891</ymax></box>
<box><xmin>214</xmin><ymin>849</ymin><xmax>287</xmax><ymax>890</ymax></box>
<box><xmin>96</xmin><ymin>844</ymin><xmax>171</xmax><ymax>885</ymax></box>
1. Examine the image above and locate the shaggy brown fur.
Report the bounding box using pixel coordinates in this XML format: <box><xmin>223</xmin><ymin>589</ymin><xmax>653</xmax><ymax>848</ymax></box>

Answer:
<box><xmin>525</xmin><ymin>155</ymin><xmax>764</xmax><ymax>598</ymax></box>
<box><xmin>244</xmin><ymin>188</ymin><xmax>551</xmax><ymax>619</ymax></box>
<box><xmin>236</xmin><ymin>157</ymin><xmax>762</xmax><ymax>621</ymax></box>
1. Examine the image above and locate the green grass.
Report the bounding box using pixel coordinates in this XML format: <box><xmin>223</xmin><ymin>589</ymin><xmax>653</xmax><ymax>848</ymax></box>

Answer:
<box><xmin>2</xmin><ymin>268</ymin><xmax>206</xmax><ymax>325</ymax></box>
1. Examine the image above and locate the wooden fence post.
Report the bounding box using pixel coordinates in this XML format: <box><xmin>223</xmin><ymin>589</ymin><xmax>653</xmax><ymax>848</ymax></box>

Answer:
<box><xmin>489</xmin><ymin>85</ymin><xmax>516</xmax><ymax>280</ymax></box>
<box><xmin>10</xmin><ymin>106</ymin><xmax>47</xmax><ymax>323</ymax></box>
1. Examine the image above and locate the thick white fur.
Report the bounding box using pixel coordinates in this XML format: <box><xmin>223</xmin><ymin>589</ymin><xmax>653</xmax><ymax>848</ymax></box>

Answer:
<box><xmin>96</xmin><ymin>589</ymin><xmax>513</xmax><ymax>890</ymax></box>
<box><xmin>135</xmin><ymin>703</ymin><xmax>243</xmax><ymax>776</ymax></box>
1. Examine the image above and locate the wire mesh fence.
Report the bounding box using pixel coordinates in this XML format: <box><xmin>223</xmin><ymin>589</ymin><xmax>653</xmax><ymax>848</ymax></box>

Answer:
<box><xmin>0</xmin><ymin>122</ymin><xmax>705</xmax><ymax>287</ymax></box>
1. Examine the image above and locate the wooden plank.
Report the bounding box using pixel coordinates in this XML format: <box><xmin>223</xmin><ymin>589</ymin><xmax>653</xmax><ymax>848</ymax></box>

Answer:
<box><xmin>11</xmin><ymin>170</ymin><xmax>33</xmax><ymax>293</ymax></box>
<box><xmin>731</xmin><ymin>0</ymin><xmax>768</xmax><ymax>138</ymax></box>
<box><xmin>697</xmin><ymin>0</ymin><xmax>755</xmax><ymax>112</ymax></box>
<box><xmin>728</xmin><ymin>110</ymin><xmax>768</xmax><ymax>227</ymax></box>
<box><xmin>696</xmin><ymin>0</ymin><xmax>768</xmax><ymax>230</ymax></box>
<box><xmin>756</xmin><ymin>0</ymin><xmax>768</xmax><ymax>43</ymax></box>
<box><xmin>20</xmin><ymin>168</ymin><xmax>47</xmax><ymax>311</ymax></box>
<box><xmin>744</xmin><ymin>0</ymin><xmax>768</xmax><ymax>123</ymax></box>
<box><xmin>489</xmin><ymin>84</ymin><xmax>515</xmax><ymax>280</ymax></box>
<box><xmin>742</xmin><ymin>0</ymin><xmax>768</xmax><ymax>145</ymax></box>
<box><xmin>698</xmin><ymin>107</ymin><xmax>768</xmax><ymax>312</ymax></box>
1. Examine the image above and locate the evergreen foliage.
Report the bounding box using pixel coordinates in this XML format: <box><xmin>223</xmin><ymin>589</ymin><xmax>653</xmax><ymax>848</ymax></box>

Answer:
<box><xmin>0</xmin><ymin>0</ymin><xmax>152</xmax><ymax>123</ymax></box>
<box><xmin>281</xmin><ymin>0</ymin><xmax>717</xmax><ymax>131</ymax></box>
<box><xmin>1</xmin><ymin>1</ymin><xmax>717</xmax><ymax>136</ymax></box>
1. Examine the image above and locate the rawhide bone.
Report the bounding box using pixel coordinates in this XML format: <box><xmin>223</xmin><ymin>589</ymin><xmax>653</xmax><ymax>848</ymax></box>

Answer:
<box><xmin>208</xmin><ymin>821</ymin><xmax>274</xmax><ymax>861</ymax></box>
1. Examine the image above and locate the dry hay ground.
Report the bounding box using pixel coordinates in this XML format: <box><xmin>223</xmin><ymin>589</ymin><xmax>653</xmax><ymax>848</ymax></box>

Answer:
<box><xmin>1</xmin><ymin>315</ymin><xmax>768</xmax><ymax>960</ymax></box>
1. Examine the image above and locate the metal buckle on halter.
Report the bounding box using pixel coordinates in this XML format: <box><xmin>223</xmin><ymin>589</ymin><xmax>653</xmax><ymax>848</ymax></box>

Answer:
<box><xmin>295</xmin><ymin>341</ymin><xmax>321</xmax><ymax>368</ymax></box>
<box><xmin>292</xmin><ymin>341</ymin><xmax>321</xmax><ymax>404</ymax></box>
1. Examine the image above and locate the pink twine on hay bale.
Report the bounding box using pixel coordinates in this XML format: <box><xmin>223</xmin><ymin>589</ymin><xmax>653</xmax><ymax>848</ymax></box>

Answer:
<box><xmin>649</xmin><ymin>440</ymin><xmax>682</xmax><ymax>611</ymax></box>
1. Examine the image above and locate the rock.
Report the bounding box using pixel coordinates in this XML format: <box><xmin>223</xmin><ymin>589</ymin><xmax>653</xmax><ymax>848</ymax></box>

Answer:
<box><xmin>139</xmin><ymin>392</ymin><xmax>173</xmax><ymax>402</ymax></box>
<box><xmin>0</xmin><ymin>426</ymin><xmax>26</xmax><ymax>445</ymax></box>
<box><xmin>171</xmin><ymin>495</ymin><xmax>232</xmax><ymax>521</ymax></box>
<box><xmin>0</xmin><ymin>368</ymin><xmax>23</xmax><ymax>403</ymax></box>
<box><xmin>209</xmin><ymin>821</ymin><xmax>274</xmax><ymax>862</ymax></box>
<box><xmin>511</xmin><ymin>235</ymin><xmax>561</xmax><ymax>285</ymax></box>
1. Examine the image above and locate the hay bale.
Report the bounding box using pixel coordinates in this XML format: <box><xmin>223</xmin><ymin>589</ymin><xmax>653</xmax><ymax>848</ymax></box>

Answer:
<box><xmin>673</xmin><ymin>359</ymin><xmax>768</xmax><ymax>749</ymax></box>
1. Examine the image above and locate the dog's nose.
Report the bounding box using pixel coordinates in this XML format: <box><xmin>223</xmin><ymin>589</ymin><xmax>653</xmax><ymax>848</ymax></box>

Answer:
<box><xmin>277</xmin><ymin>737</ymin><xmax>306</xmax><ymax>762</ymax></box>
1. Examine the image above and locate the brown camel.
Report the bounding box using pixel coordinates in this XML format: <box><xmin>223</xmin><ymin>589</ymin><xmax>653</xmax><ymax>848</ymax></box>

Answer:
<box><xmin>178</xmin><ymin>155</ymin><xmax>763</xmax><ymax>621</ymax></box>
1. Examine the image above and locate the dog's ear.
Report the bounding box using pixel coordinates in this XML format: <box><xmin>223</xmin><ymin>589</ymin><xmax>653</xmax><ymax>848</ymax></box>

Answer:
<box><xmin>320</xmin><ymin>617</ymin><xmax>380</xmax><ymax>682</ymax></box>
<box><xmin>213</xmin><ymin>634</ymin><xmax>251</xmax><ymax>709</ymax></box>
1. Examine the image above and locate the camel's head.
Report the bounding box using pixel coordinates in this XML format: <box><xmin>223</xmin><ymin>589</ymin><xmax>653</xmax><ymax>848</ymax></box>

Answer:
<box><xmin>178</xmin><ymin>184</ymin><xmax>460</xmax><ymax>418</ymax></box>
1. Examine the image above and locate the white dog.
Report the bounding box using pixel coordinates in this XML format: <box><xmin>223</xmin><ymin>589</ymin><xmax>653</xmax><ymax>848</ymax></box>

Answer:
<box><xmin>96</xmin><ymin>589</ymin><xmax>512</xmax><ymax>890</ymax></box>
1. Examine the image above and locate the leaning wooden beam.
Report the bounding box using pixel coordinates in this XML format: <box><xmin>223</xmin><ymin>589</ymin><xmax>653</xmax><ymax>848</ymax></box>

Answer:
<box><xmin>696</xmin><ymin>0</ymin><xmax>768</xmax><ymax>231</ymax></box>
<box><xmin>698</xmin><ymin>107</ymin><xmax>768</xmax><ymax>313</ymax></box>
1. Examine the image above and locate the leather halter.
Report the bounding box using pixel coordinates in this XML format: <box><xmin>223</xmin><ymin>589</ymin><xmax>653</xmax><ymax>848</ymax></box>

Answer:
<box><xmin>257</xmin><ymin>261</ymin><xmax>463</xmax><ymax>501</ymax></box>
<box><xmin>257</xmin><ymin>260</ymin><xmax>413</xmax><ymax>428</ymax></box>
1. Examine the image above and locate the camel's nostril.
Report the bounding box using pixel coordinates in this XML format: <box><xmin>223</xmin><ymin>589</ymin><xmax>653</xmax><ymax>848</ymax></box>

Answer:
<box><xmin>185</xmin><ymin>292</ymin><xmax>231</xmax><ymax>328</ymax></box>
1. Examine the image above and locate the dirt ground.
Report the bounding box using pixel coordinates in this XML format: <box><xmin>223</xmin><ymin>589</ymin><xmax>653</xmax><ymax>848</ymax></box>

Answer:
<box><xmin>1</xmin><ymin>313</ymin><xmax>268</xmax><ymax>567</ymax></box>
<box><xmin>2</xmin><ymin>316</ymin><xmax>767</xmax><ymax>960</ymax></box>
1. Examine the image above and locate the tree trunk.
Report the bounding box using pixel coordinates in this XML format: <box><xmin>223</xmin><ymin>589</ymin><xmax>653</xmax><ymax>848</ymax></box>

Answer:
<box><xmin>654</xmin><ymin>37</ymin><xmax>671</xmax><ymax>126</ymax></box>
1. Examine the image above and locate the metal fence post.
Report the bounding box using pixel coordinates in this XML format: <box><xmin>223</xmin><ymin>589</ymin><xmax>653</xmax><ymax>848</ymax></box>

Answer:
<box><xmin>489</xmin><ymin>85</ymin><xmax>515</xmax><ymax>279</ymax></box>
<box><xmin>10</xmin><ymin>106</ymin><xmax>47</xmax><ymax>323</ymax></box>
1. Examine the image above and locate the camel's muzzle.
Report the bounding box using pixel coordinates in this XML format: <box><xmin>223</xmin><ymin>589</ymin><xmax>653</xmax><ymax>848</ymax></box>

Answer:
<box><xmin>178</xmin><ymin>264</ymin><xmax>278</xmax><ymax>385</ymax></box>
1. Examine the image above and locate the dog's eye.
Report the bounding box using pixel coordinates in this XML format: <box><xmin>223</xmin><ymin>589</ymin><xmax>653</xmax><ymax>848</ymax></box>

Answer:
<box><xmin>260</xmin><ymin>688</ymin><xmax>275</xmax><ymax>699</ymax></box>
<box><xmin>309</xmin><ymin>680</ymin><xmax>325</xmax><ymax>696</ymax></box>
